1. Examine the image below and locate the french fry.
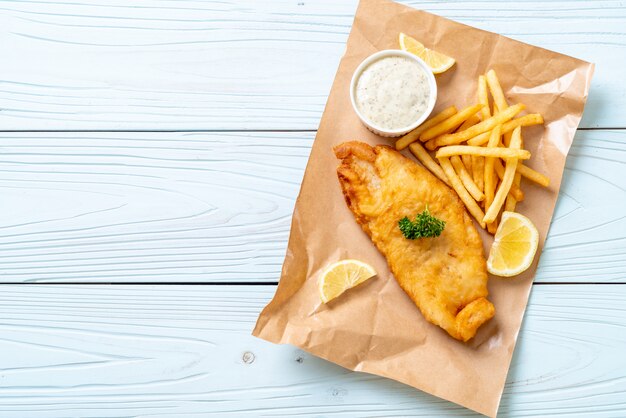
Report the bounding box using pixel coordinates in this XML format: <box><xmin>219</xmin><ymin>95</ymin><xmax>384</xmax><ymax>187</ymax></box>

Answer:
<box><xmin>484</xmin><ymin>127</ymin><xmax>522</xmax><ymax>224</ymax></box>
<box><xmin>395</xmin><ymin>106</ymin><xmax>458</xmax><ymax>151</ymax></box>
<box><xmin>503</xmin><ymin>132</ymin><xmax>512</xmax><ymax>147</ymax></box>
<box><xmin>484</xmin><ymin>126</ymin><xmax>501</xmax><ymax>233</ymax></box>
<box><xmin>461</xmin><ymin>154</ymin><xmax>473</xmax><ymax>173</ymax></box>
<box><xmin>436</xmin><ymin>145</ymin><xmax>530</xmax><ymax>160</ymax></box>
<box><xmin>485</xmin><ymin>69</ymin><xmax>508</xmax><ymax>112</ymax></box>
<box><xmin>472</xmin><ymin>156</ymin><xmax>484</xmax><ymax>192</ymax></box>
<box><xmin>438</xmin><ymin>157</ymin><xmax>486</xmax><ymax>228</ymax></box>
<box><xmin>408</xmin><ymin>142</ymin><xmax>451</xmax><ymax>187</ymax></box>
<box><xmin>494</xmin><ymin>159</ymin><xmax>524</xmax><ymax>201</ymax></box>
<box><xmin>477</xmin><ymin>75</ymin><xmax>491</xmax><ymax>120</ymax></box>
<box><xmin>451</xmin><ymin>155</ymin><xmax>485</xmax><ymax>202</ymax></box>
<box><xmin>505</xmin><ymin>172</ymin><xmax>523</xmax><ymax>212</ymax></box>
<box><xmin>467</xmin><ymin>132</ymin><xmax>492</xmax><ymax>147</ymax></box>
<box><xmin>457</xmin><ymin>113</ymin><xmax>481</xmax><ymax>132</ymax></box>
<box><xmin>425</xmin><ymin>123</ymin><xmax>466</xmax><ymax>151</ymax></box>
<box><xmin>467</xmin><ymin>113</ymin><xmax>544</xmax><ymax>146</ymax></box>
<box><xmin>494</xmin><ymin>159</ymin><xmax>550</xmax><ymax>190</ymax></box>
<box><xmin>510</xmin><ymin>183</ymin><xmax>524</xmax><ymax>202</ymax></box>
<box><xmin>517</xmin><ymin>163</ymin><xmax>550</xmax><ymax>187</ymax></box>
<box><xmin>420</xmin><ymin>104</ymin><xmax>484</xmax><ymax>142</ymax></box>
<box><xmin>424</xmin><ymin>138</ymin><xmax>438</xmax><ymax>151</ymax></box>
<box><xmin>502</xmin><ymin>126</ymin><xmax>514</xmax><ymax>147</ymax></box>
<box><xmin>433</xmin><ymin>103</ymin><xmax>525</xmax><ymax>147</ymax></box>
<box><xmin>503</xmin><ymin>132</ymin><xmax>524</xmax><ymax>210</ymax></box>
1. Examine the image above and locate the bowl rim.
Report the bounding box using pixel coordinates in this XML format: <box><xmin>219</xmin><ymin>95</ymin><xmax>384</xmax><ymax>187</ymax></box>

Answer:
<box><xmin>350</xmin><ymin>49</ymin><xmax>438</xmax><ymax>136</ymax></box>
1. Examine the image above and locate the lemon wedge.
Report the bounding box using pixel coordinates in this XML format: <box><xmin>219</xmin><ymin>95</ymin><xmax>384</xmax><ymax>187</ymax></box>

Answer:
<box><xmin>319</xmin><ymin>259</ymin><xmax>377</xmax><ymax>303</ymax></box>
<box><xmin>399</xmin><ymin>33</ymin><xmax>456</xmax><ymax>74</ymax></box>
<box><xmin>487</xmin><ymin>211</ymin><xmax>539</xmax><ymax>277</ymax></box>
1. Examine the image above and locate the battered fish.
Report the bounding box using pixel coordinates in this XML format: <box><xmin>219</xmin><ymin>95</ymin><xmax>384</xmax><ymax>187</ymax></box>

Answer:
<box><xmin>334</xmin><ymin>141</ymin><xmax>495</xmax><ymax>341</ymax></box>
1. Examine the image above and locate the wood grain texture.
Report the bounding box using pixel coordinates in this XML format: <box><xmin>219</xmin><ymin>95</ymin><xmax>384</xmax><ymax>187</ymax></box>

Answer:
<box><xmin>0</xmin><ymin>131</ymin><xmax>309</xmax><ymax>283</ymax></box>
<box><xmin>0</xmin><ymin>130</ymin><xmax>622</xmax><ymax>283</ymax></box>
<box><xmin>0</xmin><ymin>0</ymin><xmax>621</xmax><ymax>130</ymax></box>
<box><xmin>0</xmin><ymin>284</ymin><xmax>623</xmax><ymax>417</ymax></box>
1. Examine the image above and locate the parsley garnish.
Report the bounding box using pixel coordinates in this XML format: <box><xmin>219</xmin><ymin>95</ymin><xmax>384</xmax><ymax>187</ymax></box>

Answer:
<box><xmin>398</xmin><ymin>207</ymin><xmax>445</xmax><ymax>239</ymax></box>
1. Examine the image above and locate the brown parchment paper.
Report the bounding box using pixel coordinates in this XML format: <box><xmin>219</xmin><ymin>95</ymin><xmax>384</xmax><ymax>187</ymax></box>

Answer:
<box><xmin>252</xmin><ymin>0</ymin><xmax>594</xmax><ymax>416</ymax></box>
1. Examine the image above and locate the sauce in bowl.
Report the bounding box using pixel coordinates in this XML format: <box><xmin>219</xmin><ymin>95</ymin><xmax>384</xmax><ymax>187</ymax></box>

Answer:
<box><xmin>350</xmin><ymin>50</ymin><xmax>437</xmax><ymax>137</ymax></box>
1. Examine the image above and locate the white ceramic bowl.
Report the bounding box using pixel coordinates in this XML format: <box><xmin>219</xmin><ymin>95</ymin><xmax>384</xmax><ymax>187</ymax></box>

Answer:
<box><xmin>350</xmin><ymin>49</ymin><xmax>438</xmax><ymax>138</ymax></box>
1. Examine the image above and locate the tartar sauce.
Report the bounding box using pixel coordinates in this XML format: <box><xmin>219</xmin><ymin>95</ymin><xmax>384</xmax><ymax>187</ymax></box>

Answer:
<box><xmin>355</xmin><ymin>56</ymin><xmax>430</xmax><ymax>131</ymax></box>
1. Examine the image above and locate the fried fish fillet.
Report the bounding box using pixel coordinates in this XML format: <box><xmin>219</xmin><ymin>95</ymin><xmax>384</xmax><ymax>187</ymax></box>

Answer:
<box><xmin>334</xmin><ymin>141</ymin><xmax>495</xmax><ymax>341</ymax></box>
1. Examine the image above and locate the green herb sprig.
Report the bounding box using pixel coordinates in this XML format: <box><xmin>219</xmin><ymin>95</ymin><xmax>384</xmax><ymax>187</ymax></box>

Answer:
<box><xmin>398</xmin><ymin>207</ymin><xmax>445</xmax><ymax>239</ymax></box>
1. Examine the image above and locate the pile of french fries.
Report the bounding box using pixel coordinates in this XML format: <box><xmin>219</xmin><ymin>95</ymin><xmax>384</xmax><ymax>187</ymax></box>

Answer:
<box><xmin>396</xmin><ymin>69</ymin><xmax>551</xmax><ymax>233</ymax></box>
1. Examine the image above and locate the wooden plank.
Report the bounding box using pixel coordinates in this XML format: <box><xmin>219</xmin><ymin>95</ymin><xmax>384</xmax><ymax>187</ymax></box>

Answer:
<box><xmin>540</xmin><ymin>129</ymin><xmax>626</xmax><ymax>283</ymax></box>
<box><xmin>0</xmin><ymin>130</ymin><xmax>622</xmax><ymax>283</ymax></box>
<box><xmin>0</xmin><ymin>131</ymin><xmax>308</xmax><ymax>283</ymax></box>
<box><xmin>0</xmin><ymin>284</ymin><xmax>624</xmax><ymax>417</ymax></box>
<box><xmin>0</xmin><ymin>0</ymin><xmax>620</xmax><ymax>130</ymax></box>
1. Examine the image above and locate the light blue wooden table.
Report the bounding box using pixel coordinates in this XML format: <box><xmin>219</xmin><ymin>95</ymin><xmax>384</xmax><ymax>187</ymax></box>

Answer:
<box><xmin>0</xmin><ymin>1</ymin><xmax>624</xmax><ymax>416</ymax></box>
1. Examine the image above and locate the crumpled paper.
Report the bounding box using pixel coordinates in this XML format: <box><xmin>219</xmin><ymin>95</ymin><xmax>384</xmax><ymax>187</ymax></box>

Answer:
<box><xmin>253</xmin><ymin>0</ymin><xmax>594</xmax><ymax>416</ymax></box>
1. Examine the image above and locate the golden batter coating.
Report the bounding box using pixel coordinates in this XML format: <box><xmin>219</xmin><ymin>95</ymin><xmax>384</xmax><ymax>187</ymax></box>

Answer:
<box><xmin>334</xmin><ymin>141</ymin><xmax>495</xmax><ymax>341</ymax></box>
